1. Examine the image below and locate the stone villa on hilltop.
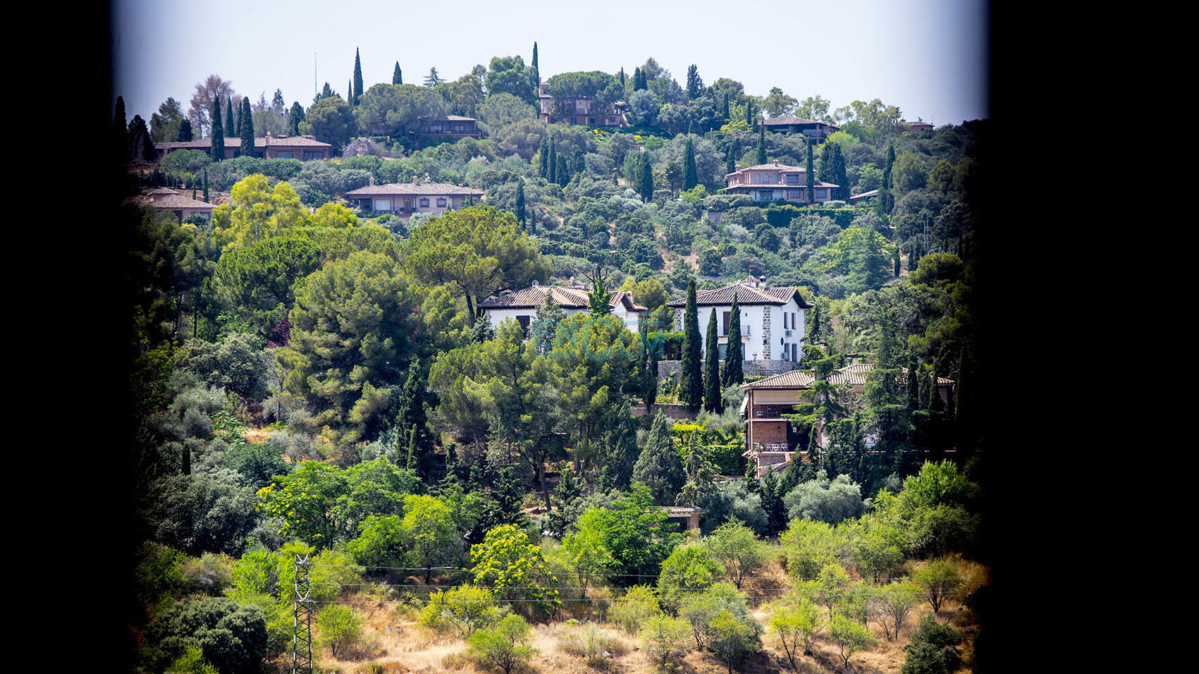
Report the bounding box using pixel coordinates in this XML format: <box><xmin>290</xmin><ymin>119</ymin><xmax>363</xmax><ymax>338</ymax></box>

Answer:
<box><xmin>345</xmin><ymin>178</ymin><xmax>483</xmax><ymax>220</ymax></box>
<box><xmin>154</xmin><ymin>133</ymin><xmax>332</xmax><ymax>161</ymax></box>
<box><xmin>762</xmin><ymin>115</ymin><xmax>840</xmax><ymax>139</ymax></box>
<box><xmin>724</xmin><ymin>161</ymin><xmax>840</xmax><ymax>204</ymax></box>
<box><xmin>666</xmin><ymin>277</ymin><xmax>811</xmax><ymax>375</ymax></box>
<box><xmin>480</xmin><ymin>281</ymin><xmax>647</xmax><ymax>333</ymax></box>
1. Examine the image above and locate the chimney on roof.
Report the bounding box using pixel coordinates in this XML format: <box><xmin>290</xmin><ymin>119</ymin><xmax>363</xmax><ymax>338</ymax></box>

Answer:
<box><xmin>773</xmin><ymin>160</ymin><xmax>778</xmax><ymax>166</ymax></box>
<box><xmin>734</xmin><ymin>164</ymin><xmax>741</xmax><ymax>171</ymax></box>
<box><xmin>759</xmin><ymin>275</ymin><xmax>767</xmax><ymax>286</ymax></box>
<box><xmin>412</xmin><ymin>175</ymin><xmax>418</xmax><ymax>186</ymax></box>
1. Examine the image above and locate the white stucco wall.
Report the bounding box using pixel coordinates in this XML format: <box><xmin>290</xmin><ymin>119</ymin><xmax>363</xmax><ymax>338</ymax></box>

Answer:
<box><xmin>693</xmin><ymin>300</ymin><xmax>805</xmax><ymax>362</ymax></box>
<box><xmin>485</xmin><ymin>306</ymin><xmax>639</xmax><ymax>332</ymax></box>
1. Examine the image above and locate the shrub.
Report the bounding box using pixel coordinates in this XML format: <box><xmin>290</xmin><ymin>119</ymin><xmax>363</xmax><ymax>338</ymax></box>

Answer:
<box><xmin>467</xmin><ymin>614</ymin><xmax>534</xmax><ymax>674</ymax></box>
<box><xmin>901</xmin><ymin>614</ymin><xmax>962</xmax><ymax>674</ymax></box>
<box><xmin>640</xmin><ymin>612</ymin><xmax>691</xmax><ymax>672</ymax></box>
<box><xmin>782</xmin><ymin>470</ymin><xmax>867</xmax><ymax>524</ymax></box>
<box><xmin>609</xmin><ymin>585</ymin><xmax>660</xmax><ymax>635</ymax></box>
<box><xmin>677</xmin><ymin>583</ymin><xmax>750</xmax><ymax>651</ymax></box>
<box><xmin>557</xmin><ymin>622</ymin><xmax>629</xmax><ymax>670</ymax></box>
<box><xmin>873</xmin><ymin>582</ymin><xmax>922</xmax><ymax>641</ymax></box>
<box><xmin>418</xmin><ymin>586</ymin><xmax>501</xmax><ymax>637</ymax></box>
<box><xmin>707</xmin><ymin>608</ymin><xmax>761</xmax><ymax>674</ymax></box>
<box><xmin>657</xmin><ymin>544</ymin><xmax>725</xmax><ymax>612</ymax></box>
<box><xmin>768</xmin><ymin>595</ymin><xmax>822</xmax><ymax>667</ymax></box>
<box><xmin>317</xmin><ymin>604</ymin><xmax>363</xmax><ymax>657</ymax></box>
<box><xmin>828</xmin><ymin>611</ymin><xmax>876</xmax><ymax>668</ymax></box>
<box><xmin>147</xmin><ymin>597</ymin><xmax>268</xmax><ymax>674</ymax></box>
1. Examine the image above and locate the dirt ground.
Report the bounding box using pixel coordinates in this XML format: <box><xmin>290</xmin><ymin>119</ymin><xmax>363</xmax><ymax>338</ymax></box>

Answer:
<box><xmin>293</xmin><ymin>558</ymin><xmax>984</xmax><ymax>674</ymax></box>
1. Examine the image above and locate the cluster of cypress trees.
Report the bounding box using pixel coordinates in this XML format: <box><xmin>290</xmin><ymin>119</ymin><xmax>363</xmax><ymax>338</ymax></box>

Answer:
<box><xmin>632</xmin><ymin>67</ymin><xmax>648</xmax><ymax>91</ymax></box>
<box><xmin>819</xmin><ymin>142</ymin><xmax>849</xmax><ymax>201</ymax></box>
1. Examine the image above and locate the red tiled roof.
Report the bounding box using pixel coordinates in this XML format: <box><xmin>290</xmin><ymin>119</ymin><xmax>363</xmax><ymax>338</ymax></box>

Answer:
<box><xmin>742</xmin><ymin>363</ymin><xmax>954</xmax><ymax>390</ymax></box>
<box><xmin>480</xmin><ymin>285</ymin><xmax>647</xmax><ymax>312</ymax></box>
<box><xmin>345</xmin><ymin>183</ymin><xmax>484</xmax><ymax>197</ymax></box>
<box><xmin>763</xmin><ymin>116</ymin><xmax>839</xmax><ymax>129</ymax></box>
<box><xmin>136</xmin><ymin>194</ymin><xmax>215</xmax><ymax>210</ymax></box>
<box><xmin>666</xmin><ymin>280</ymin><xmax>813</xmax><ymax>309</ymax></box>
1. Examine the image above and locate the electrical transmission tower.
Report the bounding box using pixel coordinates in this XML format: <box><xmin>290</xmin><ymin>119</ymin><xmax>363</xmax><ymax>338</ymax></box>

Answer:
<box><xmin>292</xmin><ymin>554</ymin><xmax>313</xmax><ymax>674</ymax></box>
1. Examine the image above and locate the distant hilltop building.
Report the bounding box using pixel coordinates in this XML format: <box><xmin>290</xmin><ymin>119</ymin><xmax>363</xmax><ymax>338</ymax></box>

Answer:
<box><xmin>762</xmin><ymin>115</ymin><xmax>840</xmax><ymax>140</ymax></box>
<box><xmin>154</xmin><ymin>133</ymin><xmax>332</xmax><ymax>161</ymax></box>
<box><xmin>724</xmin><ymin>160</ymin><xmax>839</xmax><ymax>205</ymax></box>
<box><xmin>345</xmin><ymin>176</ymin><xmax>483</xmax><ymax>221</ymax></box>
<box><xmin>480</xmin><ymin>281</ymin><xmax>647</xmax><ymax>333</ymax></box>
<box><xmin>539</xmin><ymin>81</ymin><xmax>630</xmax><ymax>127</ymax></box>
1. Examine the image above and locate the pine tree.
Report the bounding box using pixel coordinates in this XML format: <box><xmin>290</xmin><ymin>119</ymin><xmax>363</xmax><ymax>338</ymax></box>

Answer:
<box><xmin>515</xmin><ymin>181</ymin><xmax>526</xmax><ymax>228</ymax></box>
<box><xmin>178</xmin><ymin>119</ymin><xmax>193</xmax><ymax>142</ymax></box>
<box><xmin>352</xmin><ymin>47</ymin><xmax>363</xmax><ymax>104</ymax></box>
<box><xmin>210</xmin><ymin>98</ymin><xmax>225</xmax><ymax>161</ymax></box>
<box><xmin>682</xmin><ymin>136</ymin><xmax>698</xmax><ymax>191</ymax></box>
<box><xmin>757</xmin><ymin>122</ymin><xmax>767</xmax><ymax>165</ymax></box>
<box><xmin>392</xmin><ymin>61</ymin><xmax>403</xmax><ymax>85</ymax></box>
<box><xmin>722</xmin><ymin>294</ymin><xmax>743</xmax><ymax>386</ymax></box>
<box><xmin>676</xmin><ymin>433</ymin><xmax>717</xmax><ymax>507</ymax></box>
<box><xmin>703</xmin><ymin>308</ymin><xmax>722</xmax><ymax>413</ymax></box>
<box><xmin>680</xmin><ymin>280</ymin><xmax>703</xmax><ymax>409</ymax></box>
<box><xmin>805</xmin><ymin>139</ymin><xmax>815</xmax><ymax>205</ymax></box>
<box><xmin>531</xmin><ymin>293</ymin><xmax>565</xmax><ymax>353</ymax></box>
<box><xmin>637</xmin><ymin>153</ymin><xmax>654</xmax><ymax>202</ymax></box>
<box><xmin>631</xmin><ymin>413</ymin><xmax>686</xmax><ymax>505</ymax></box>
<box><xmin>225</xmin><ymin>97</ymin><xmax>237</xmax><ymax>138</ymax></box>
<box><xmin>240</xmin><ymin>97</ymin><xmax>254</xmax><ymax>156</ymax></box>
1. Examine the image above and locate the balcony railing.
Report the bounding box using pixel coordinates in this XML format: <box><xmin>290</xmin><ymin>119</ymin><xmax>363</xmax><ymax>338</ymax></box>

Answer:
<box><xmin>718</xmin><ymin>325</ymin><xmax>751</xmax><ymax>337</ymax></box>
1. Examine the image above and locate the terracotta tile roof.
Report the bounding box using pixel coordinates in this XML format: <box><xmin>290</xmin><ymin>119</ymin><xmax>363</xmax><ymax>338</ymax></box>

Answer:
<box><xmin>742</xmin><ymin>363</ymin><xmax>954</xmax><ymax>390</ymax></box>
<box><xmin>480</xmin><ymin>285</ymin><xmax>647</xmax><ymax>312</ymax></box>
<box><xmin>344</xmin><ymin>183</ymin><xmax>484</xmax><ymax>197</ymax></box>
<box><xmin>741</xmin><ymin>370</ymin><xmax>816</xmax><ymax>389</ymax></box>
<box><xmin>155</xmin><ymin>135</ymin><xmax>332</xmax><ymax>151</ymax></box>
<box><xmin>666</xmin><ymin>280</ymin><xmax>813</xmax><ymax>309</ymax></box>
<box><xmin>763</xmin><ymin>116</ymin><xmax>839</xmax><ymax>129</ymax></box>
<box><xmin>726</xmin><ymin>162</ymin><xmax>806</xmax><ymax>176</ymax></box>
<box><xmin>851</xmin><ymin>189</ymin><xmax>879</xmax><ymax>200</ymax></box>
<box><xmin>137</xmin><ymin>194</ymin><xmax>215</xmax><ymax>210</ymax></box>
<box><xmin>724</xmin><ymin>180</ymin><xmax>839</xmax><ymax>191</ymax></box>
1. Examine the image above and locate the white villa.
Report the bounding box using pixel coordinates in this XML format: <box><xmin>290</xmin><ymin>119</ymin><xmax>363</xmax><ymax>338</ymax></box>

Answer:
<box><xmin>479</xmin><ymin>282</ymin><xmax>647</xmax><ymax>333</ymax></box>
<box><xmin>666</xmin><ymin>277</ymin><xmax>811</xmax><ymax>374</ymax></box>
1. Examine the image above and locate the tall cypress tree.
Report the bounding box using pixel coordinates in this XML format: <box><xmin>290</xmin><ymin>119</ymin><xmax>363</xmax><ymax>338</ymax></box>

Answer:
<box><xmin>547</xmin><ymin>140</ymin><xmax>557</xmax><ymax>183</ymax></box>
<box><xmin>682</xmin><ymin>136</ymin><xmax>698</xmax><ymax>191</ymax></box>
<box><xmin>906</xmin><ymin>353</ymin><xmax>921</xmax><ymax>410</ymax></box>
<box><xmin>637</xmin><ymin>153</ymin><xmax>654</xmax><ymax>202</ymax></box>
<box><xmin>642</xmin><ymin>336</ymin><xmax>659</xmax><ymax>413</ymax></box>
<box><xmin>393</xmin><ymin>62</ymin><xmax>403</xmax><ymax>85</ymax></box>
<box><xmin>745</xmin><ymin>100</ymin><xmax>754</xmax><ymax>127</ymax></box>
<box><xmin>210</xmin><ymin>98</ymin><xmax>225</xmax><ymax>161</ymax></box>
<box><xmin>632</xmin><ymin>413</ymin><xmax>687</xmax><ymax>506</ymax></box>
<box><xmin>240</xmin><ymin>97</ymin><xmax>254</xmax><ymax>156</ymax></box>
<box><xmin>532</xmin><ymin>42</ymin><xmax>538</xmax><ymax>70</ymax></box>
<box><xmin>757</xmin><ymin>122</ymin><xmax>767</xmax><ymax>165</ymax></box>
<box><xmin>620</xmin><ymin>67</ymin><xmax>625</xmax><ymax>89</ymax></box>
<box><xmin>289</xmin><ymin>102</ymin><xmax>304</xmax><ymax>135</ymax></box>
<box><xmin>633</xmin><ymin>67</ymin><xmax>646</xmax><ymax>91</ymax></box>
<box><xmin>722</xmin><ymin>92</ymin><xmax>730</xmax><ymax>121</ymax></box>
<box><xmin>703</xmin><ymin>308</ymin><xmax>722</xmax><ymax>413</ymax></box>
<box><xmin>203</xmin><ymin>167</ymin><xmax>209</xmax><ymax>201</ymax></box>
<box><xmin>725</xmin><ymin>145</ymin><xmax>736</xmax><ymax>176</ymax></box>
<box><xmin>722</xmin><ymin>294</ymin><xmax>743</xmax><ymax>386</ymax></box>
<box><xmin>178</xmin><ymin>119</ymin><xmax>193</xmax><ymax>142</ymax></box>
<box><xmin>538</xmin><ymin>137</ymin><xmax>550</xmax><ymax>178</ymax></box>
<box><xmin>395</xmin><ymin>359</ymin><xmax>435</xmax><ymax>479</ymax></box>
<box><xmin>680</xmin><ymin>280</ymin><xmax>703</xmax><ymax>409</ymax></box>
<box><xmin>556</xmin><ymin>154</ymin><xmax>569</xmax><ymax>187</ymax></box>
<box><xmin>225</xmin><ymin>97</ymin><xmax>237</xmax><ymax>138</ymax></box>
<box><xmin>352</xmin><ymin>47</ymin><xmax>363</xmax><ymax>104</ymax></box>
<box><xmin>515</xmin><ymin>181</ymin><xmax>526</xmax><ymax>228</ymax></box>
<box><xmin>528</xmin><ymin>206</ymin><xmax>536</xmax><ymax>236</ymax></box>
<box><xmin>805</xmin><ymin>139</ymin><xmax>815</xmax><ymax>204</ymax></box>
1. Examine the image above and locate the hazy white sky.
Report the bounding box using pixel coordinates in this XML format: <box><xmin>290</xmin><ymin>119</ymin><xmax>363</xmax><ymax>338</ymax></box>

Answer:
<box><xmin>113</xmin><ymin>0</ymin><xmax>986</xmax><ymax>127</ymax></box>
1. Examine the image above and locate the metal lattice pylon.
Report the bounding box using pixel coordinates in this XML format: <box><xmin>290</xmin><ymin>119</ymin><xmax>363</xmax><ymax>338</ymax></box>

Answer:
<box><xmin>292</xmin><ymin>554</ymin><xmax>313</xmax><ymax>674</ymax></box>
